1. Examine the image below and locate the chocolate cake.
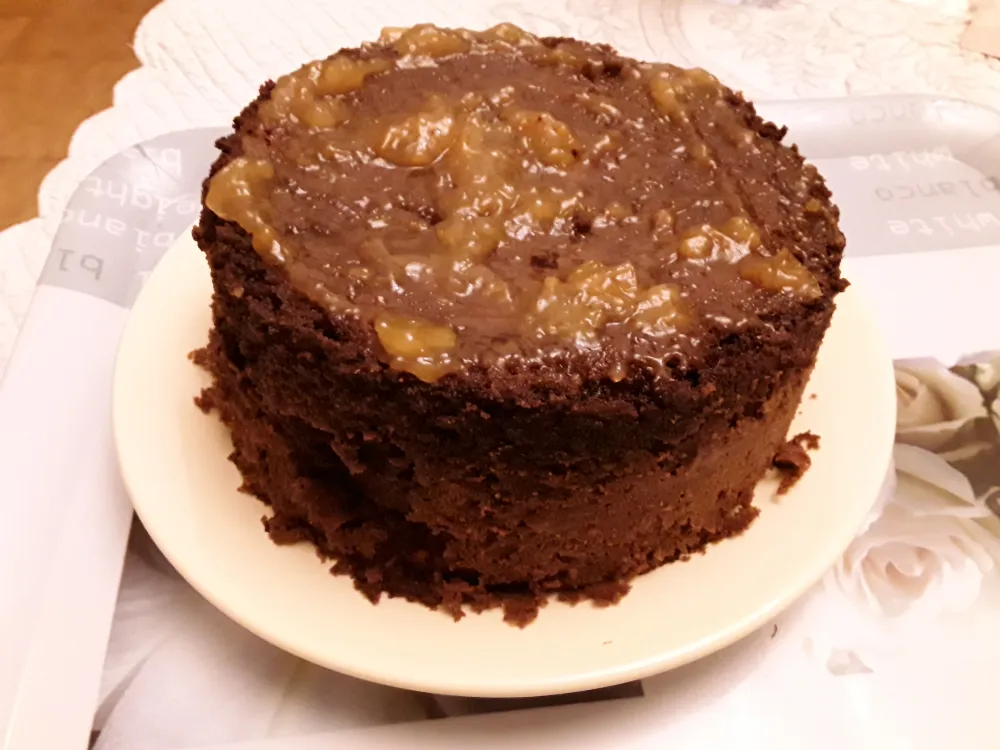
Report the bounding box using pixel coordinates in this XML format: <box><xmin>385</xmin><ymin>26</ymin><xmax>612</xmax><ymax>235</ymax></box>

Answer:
<box><xmin>193</xmin><ymin>23</ymin><xmax>847</xmax><ymax>625</ymax></box>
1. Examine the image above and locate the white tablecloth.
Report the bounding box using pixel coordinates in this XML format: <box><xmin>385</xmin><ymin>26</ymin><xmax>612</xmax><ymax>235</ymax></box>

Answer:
<box><xmin>1</xmin><ymin>1</ymin><xmax>999</xmax><ymax>748</ymax></box>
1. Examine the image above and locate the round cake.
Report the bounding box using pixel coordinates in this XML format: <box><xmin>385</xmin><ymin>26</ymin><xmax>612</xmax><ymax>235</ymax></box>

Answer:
<box><xmin>193</xmin><ymin>23</ymin><xmax>847</xmax><ymax>625</ymax></box>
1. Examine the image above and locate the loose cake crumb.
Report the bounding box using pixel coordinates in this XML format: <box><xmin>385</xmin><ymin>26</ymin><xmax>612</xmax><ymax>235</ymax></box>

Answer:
<box><xmin>772</xmin><ymin>431</ymin><xmax>821</xmax><ymax>494</ymax></box>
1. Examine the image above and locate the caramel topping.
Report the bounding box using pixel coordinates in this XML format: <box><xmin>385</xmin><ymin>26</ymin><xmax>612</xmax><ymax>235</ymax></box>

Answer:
<box><xmin>377</xmin><ymin>27</ymin><xmax>407</xmax><ymax>44</ymax></box>
<box><xmin>648</xmin><ymin>70</ymin><xmax>690</xmax><ymax>125</ymax></box>
<box><xmin>206</xmin><ymin>24</ymin><xmax>837</xmax><ymax>382</ymax></box>
<box><xmin>651</xmin><ymin>209</ymin><xmax>675</xmax><ymax>240</ymax></box>
<box><xmin>374</xmin><ymin>97</ymin><xmax>457</xmax><ymax>166</ymax></box>
<box><xmin>739</xmin><ymin>249</ymin><xmax>821</xmax><ymax>299</ymax></box>
<box><xmin>511</xmin><ymin>186</ymin><xmax>580</xmax><ymax>235</ymax></box>
<box><xmin>289</xmin><ymin>271</ymin><xmax>356</xmax><ymax>313</ymax></box>
<box><xmin>608</xmin><ymin>361</ymin><xmax>628</xmax><ymax>383</ymax></box>
<box><xmin>680</xmin><ymin>67</ymin><xmax>722</xmax><ymax>91</ymax></box>
<box><xmin>262</xmin><ymin>63</ymin><xmax>352</xmax><ymax>128</ymax></box>
<box><xmin>529</xmin><ymin>262</ymin><xmax>688</xmax><ymax>344</ymax></box>
<box><xmin>375</xmin><ymin>314</ymin><xmax>459</xmax><ymax>382</ymax></box>
<box><xmin>393</xmin><ymin>24</ymin><xmax>472</xmax><ymax>58</ymax></box>
<box><xmin>531</xmin><ymin>262</ymin><xmax>639</xmax><ymax>344</ymax></box>
<box><xmin>591</xmin><ymin>201</ymin><xmax>633</xmax><ymax>231</ymax></box>
<box><xmin>631</xmin><ymin>285</ymin><xmax>689</xmax><ymax>335</ymax></box>
<box><xmin>721</xmin><ymin>216</ymin><xmax>761</xmax><ymax>249</ymax></box>
<box><xmin>528</xmin><ymin>40</ymin><xmax>596</xmax><ymax>71</ymax></box>
<box><xmin>677</xmin><ymin>226</ymin><xmax>715</xmax><ymax>260</ymax></box>
<box><xmin>260</xmin><ymin>57</ymin><xmax>391</xmax><ymax>127</ymax></box>
<box><xmin>359</xmin><ymin>241</ymin><xmax>514</xmax><ymax>309</ymax></box>
<box><xmin>316</xmin><ymin>56</ymin><xmax>393</xmax><ymax>96</ymax></box>
<box><xmin>508</xmin><ymin>110</ymin><xmax>579</xmax><ymax>168</ymax></box>
<box><xmin>205</xmin><ymin>158</ymin><xmax>281</xmax><ymax>260</ymax></box>
<box><xmin>439</xmin><ymin>260</ymin><xmax>512</xmax><ymax>305</ymax></box>
<box><xmin>576</xmin><ymin>93</ymin><xmax>622</xmax><ymax>123</ymax></box>
<box><xmin>435</xmin><ymin>215</ymin><xmax>504</xmax><ymax>261</ymax></box>
<box><xmin>647</xmin><ymin>65</ymin><xmax>742</xmax><ymax>167</ymax></box>
<box><xmin>480</xmin><ymin>23</ymin><xmax>540</xmax><ymax>47</ymax></box>
<box><xmin>677</xmin><ymin>217</ymin><xmax>759</xmax><ymax>263</ymax></box>
<box><xmin>445</xmin><ymin>113</ymin><xmax>513</xmax><ymax>191</ymax></box>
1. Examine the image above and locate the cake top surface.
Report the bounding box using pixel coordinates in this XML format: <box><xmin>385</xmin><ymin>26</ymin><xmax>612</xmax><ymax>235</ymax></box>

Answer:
<box><xmin>205</xmin><ymin>23</ymin><xmax>844</xmax><ymax>383</ymax></box>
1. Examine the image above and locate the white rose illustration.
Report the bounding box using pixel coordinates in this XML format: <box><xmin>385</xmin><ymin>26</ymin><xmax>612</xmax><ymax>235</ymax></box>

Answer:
<box><xmin>895</xmin><ymin>365</ymin><xmax>991</xmax><ymax>461</ymax></box>
<box><xmin>830</xmin><ymin>443</ymin><xmax>1000</xmax><ymax>619</ymax></box>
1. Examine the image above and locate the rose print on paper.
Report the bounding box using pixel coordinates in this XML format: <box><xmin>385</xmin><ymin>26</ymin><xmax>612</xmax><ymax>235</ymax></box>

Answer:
<box><xmin>831</xmin><ymin>443</ymin><xmax>1000</xmax><ymax>619</ymax></box>
<box><xmin>827</xmin><ymin>361</ymin><xmax>1000</xmax><ymax>622</ymax></box>
<box><xmin>895</xmin><ymin>364</ymin><xmax>993</xmax><ymax>462</ymax></box>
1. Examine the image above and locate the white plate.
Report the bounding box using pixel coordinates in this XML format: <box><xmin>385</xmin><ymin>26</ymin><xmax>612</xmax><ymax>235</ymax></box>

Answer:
<box><xmin>113</xmin><ymin>233</ymin><xmax>896</xmax><ymax>698</ymax></box>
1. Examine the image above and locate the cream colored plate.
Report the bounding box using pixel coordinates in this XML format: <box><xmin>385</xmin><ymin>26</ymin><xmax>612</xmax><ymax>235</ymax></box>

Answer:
<box><xmin>113</xmin><ymin>234</ymin><xmax>896</xmax><ymax>698</ymax></box>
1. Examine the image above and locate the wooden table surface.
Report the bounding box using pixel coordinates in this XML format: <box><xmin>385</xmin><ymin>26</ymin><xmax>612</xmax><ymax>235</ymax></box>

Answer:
<box><xmin>0</xmin><ymin>0</ymin><xmax>159</xmax><ymax>231</ymax></box>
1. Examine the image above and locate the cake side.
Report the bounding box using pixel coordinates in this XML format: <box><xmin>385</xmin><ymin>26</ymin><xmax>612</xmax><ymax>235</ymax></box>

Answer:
<box><xmin>196</xmin><ymin>319</ymin><xmax>812</xmax><ymax>621</ymax></box>
<box><xmin>193</xmin><ymin>24</ymin><xmax>845</xmax><ymax>624</ymax></box>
